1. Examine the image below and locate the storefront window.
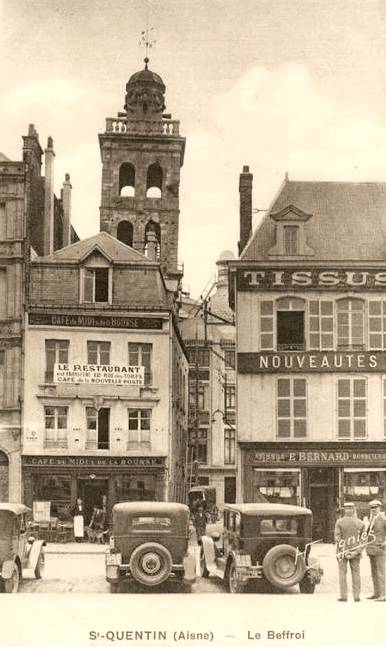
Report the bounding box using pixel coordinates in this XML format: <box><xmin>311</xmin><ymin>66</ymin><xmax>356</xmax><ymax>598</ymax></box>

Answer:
<box><xmin>254</xmin><ymin>469</ymin><xmax>301</xmax><ymax>505</ymax></box>
<box><xmin>344</xmin><ymin>470</ymin><xmax>385</xmax><ymax>517</ymax></box>
<box><xmin>32</xmin><ymin>475</ymin><xmax>71</xmax><ymax>520</ymax></box>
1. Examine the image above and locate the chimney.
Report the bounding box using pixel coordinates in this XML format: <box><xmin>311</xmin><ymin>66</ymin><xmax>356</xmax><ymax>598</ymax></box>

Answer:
<box><xmin>238</xmin><ymin>165</ymin><xmax>253</xmax><ymax>255</ymax></box>
<box><xmin>145</xmin><ymin>227</ymin><xmax>158</xmax><ymax>261</ymax></box>
<box><xmin>62</xmin><ymin>173</ymin><xmax>72</xmax><ymax>247</ymax></box>
<box><xmin>43</xmin><ymin>136</ymin><xmax>55</xmax><ymax>255</ymax></box>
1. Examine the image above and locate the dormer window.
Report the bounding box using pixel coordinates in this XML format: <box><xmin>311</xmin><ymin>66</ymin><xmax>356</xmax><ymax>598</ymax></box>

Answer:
<box><xmin>268</xmin><ymin>205</ymin><xmax>314</xmax><ymax>258</ymax></box>
<box><xmin>284</xmin><ymin>226</ymin><xmax>299</xmax><ymax>255</ymax></box>
<box><xmin>84</xmin><ymin>268</ymin><xmax>109</xmax><ymax>303</ymax></box>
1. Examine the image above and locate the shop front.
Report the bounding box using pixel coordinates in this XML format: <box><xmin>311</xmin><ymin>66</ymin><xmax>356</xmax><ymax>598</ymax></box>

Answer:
<box><xmin>241</xmin><ymin>442</ymin><xmax>386</xmax><ymax>542</ymax></box>
<box><xmin>22</xmin><ymin>455</ymin><xmax>167</xmax><ymax>526</ymax></box>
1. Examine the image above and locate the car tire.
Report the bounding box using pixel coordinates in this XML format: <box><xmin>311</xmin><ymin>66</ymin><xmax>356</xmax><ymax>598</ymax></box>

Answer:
<box><xmin>262</xmin><ymin>544</ymin><xmax>305</xmax><ymax>589</ymax></box>
<box><xmin>299</xmin><ymin>576</ymin><xmax>316</xmax><ymax>594</ymax></box>
<box><xmin>3</xmin><ymin>563</ymin><xmax>20</xmax><ymax>593</ymax></box>
<box><xmin>129</xmin><ymin>542</ymin><xmax>173</xmax><ymax>587</ymax></box>
<box><xmin>227</xmin><ymin>561</ymin><xmax>245</xmax><ymax>594</ymax></box>
<box><xmin>34</xmin><ymin>552</ymin><xmax>45</xmax><ymax>579</ymax></box>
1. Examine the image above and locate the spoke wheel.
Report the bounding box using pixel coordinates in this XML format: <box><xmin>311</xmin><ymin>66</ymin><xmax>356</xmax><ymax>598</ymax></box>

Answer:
<box><xmin>228</xmin><ymin>561</ymin><xmax>244</xmax><ymax>594</ymax></box>
<box><xmin>4</xmin><ymin>564</ymin><xmax>20</xmax><ymax>593</ymax></box>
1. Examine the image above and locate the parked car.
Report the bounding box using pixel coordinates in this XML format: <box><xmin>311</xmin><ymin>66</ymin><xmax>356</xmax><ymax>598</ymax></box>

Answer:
<box><xmin>105</xmin><ymin>502</ymin><xmax>195</xmax><ymax>592</ymax></box>
<box><xmin>200</xmin><ymin>503</ymin><xmax>323</xmax><ymax>593</ymax></box>
<box><xmin>0</xmin><ymin>503</ymin><xmax>45</xmax><ymax>593</ymax></box>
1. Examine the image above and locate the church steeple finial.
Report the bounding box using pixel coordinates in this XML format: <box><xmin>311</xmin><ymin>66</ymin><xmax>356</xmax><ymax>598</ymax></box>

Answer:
<box><xmin>140</xmin><ymin>27</ymin><xmax>156</xmax><ymax>70</ymax></box>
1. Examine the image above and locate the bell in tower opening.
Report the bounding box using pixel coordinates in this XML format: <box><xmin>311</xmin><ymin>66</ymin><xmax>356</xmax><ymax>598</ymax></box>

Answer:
<box><xmin>99</xmin><ymin>57</ymin><xmax>185</xmax><ymax>283</ymax></box>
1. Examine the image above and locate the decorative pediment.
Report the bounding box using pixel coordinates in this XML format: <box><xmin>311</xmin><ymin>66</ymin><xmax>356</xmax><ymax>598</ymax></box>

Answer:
<box><xmin>79</xmin><ymin>247</ymin><xmax>112</xmax><ymax>265</ymax></box>
<box><xmin>270</xmin><ymin>204</ymin><xmax>313</xmax><ymax>223</ymax></box>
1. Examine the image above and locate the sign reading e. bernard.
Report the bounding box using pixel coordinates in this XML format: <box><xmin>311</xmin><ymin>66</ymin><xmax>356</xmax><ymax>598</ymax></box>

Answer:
<box><xmin>238</xmin><ymin>268</ymin><xmax>386</xmax><ymax>291</ymax></box>
<box><xmin>53</xmin><ymin>363</ymin><xmax>144</xmax><ymax>385</ymax></box>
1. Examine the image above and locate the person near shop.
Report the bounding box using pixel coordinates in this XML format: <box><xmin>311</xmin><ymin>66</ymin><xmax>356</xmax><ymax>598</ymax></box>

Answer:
<box><xmin>193</xmin><ymin>504</ymin><xmax>209</xmax><ymax>544</ymax></box>
<box><xmin>334</xmin><ymin>501</ymin><xmax>366</xmax><ymax>602</ymax></box>
<box><xmin>71</xmin><ymin>497</ymin><xmax>85</xmax><ymax>543</ymax></box>
<box><xmin>366</xmin><ymin>499</ymin><xmax>386</xmax><ymax>601</ymax></box>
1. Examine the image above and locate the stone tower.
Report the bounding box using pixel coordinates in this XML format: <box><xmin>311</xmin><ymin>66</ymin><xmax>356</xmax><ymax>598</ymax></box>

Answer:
<box><xmin>99</xmin><ymin>59</ymin><xmax>186</xmax><ymax>279</ymax></box>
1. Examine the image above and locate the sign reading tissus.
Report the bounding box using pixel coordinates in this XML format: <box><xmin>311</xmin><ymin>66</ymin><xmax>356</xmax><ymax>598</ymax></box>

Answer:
<box><xmin>53</xmin><ymin>363</ymin><xmax>145</xmax><ymax>385</ymax></box>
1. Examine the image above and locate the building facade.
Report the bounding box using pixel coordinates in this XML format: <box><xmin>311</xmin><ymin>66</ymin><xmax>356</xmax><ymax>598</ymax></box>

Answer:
<box><xmin>230</xmin><ymin>173</ymin><xmax>386</xmax><ymax>541</ymax></box>
<box><xmin>0</xmin><ymin>125</ymin><xmax>77</xmax><ymax>502</ymax></box>
<box><xmin>180</xmin><ymin>253</ymin><xmax>237</xmax><ymax>508</ymax></box>
<box><xmin>22</xmin><ymin>232</ymin><xmax>188</xmax><ymax>522</ymax></box>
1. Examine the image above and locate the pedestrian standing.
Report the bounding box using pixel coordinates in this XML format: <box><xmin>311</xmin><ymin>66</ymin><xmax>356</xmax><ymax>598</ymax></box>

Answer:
<box><xmin>334</xmin><ymin>501</ymin><xmax>366</xmax><ymax>602</ymax></box>
<box><xmin>193</xmin><ymin>504</ymin><xmax>209</xmax><ymax>544</ymax></box>
<box><xmin>71</xmin><ymin>497</ymin><xmax>85</xmax><ymax>543</ymax></box>
<box><xmin>366</xmin><ymin>499</ymin><xmax>386</xmax><ymax>601</ymax></box>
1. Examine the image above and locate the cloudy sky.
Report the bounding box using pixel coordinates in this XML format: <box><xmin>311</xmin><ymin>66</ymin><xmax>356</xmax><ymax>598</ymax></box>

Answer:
<box><xmin>1</xmin><ymin>0</ymin><xmax>386</xmax><ymax>296</ymax></box>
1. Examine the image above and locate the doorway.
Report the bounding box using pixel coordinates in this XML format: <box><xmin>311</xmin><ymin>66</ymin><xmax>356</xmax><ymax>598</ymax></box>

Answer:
<box><xmin>224</xmin><ymin>477</ymin><xmax>236</xmax><ymax>504</ymax></box>
<box><xmin>308</xmin><ymin>468</ymin><xmax>339</xmax><ymax>542</ymax></box>
<box><xmin>79</xmin><ymin>479</ymin><xmax>108</xmax><ymax>525</ymax></box>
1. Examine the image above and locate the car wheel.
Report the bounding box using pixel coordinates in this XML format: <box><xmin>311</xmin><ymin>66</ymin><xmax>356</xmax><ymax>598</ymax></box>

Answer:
<box><xmin>4</xmin><ymin>564</ymin><xmax>20</xmax><ymax>593</ymax></box>
<box><xmin>34</xmin><ymin>552</ymin><xmax>45</xmax><ymax>579</ymax></box>
<box><xmin>228</xmin><ymin>561</ymin><xmax>245</xmax><ymax>594</ymax></box>
<box><xmin>129</xmin><ymin>542</ymin><xmax>173</xmax><ymax>587</ymax></box>
<box><xmin>110</xmin><ymin>582</ymin><xmax>120</xmax><ymax>593</ymax></box>
<box><xmin>262</xmin><ymin>544</ymin><xmax>306</xmax><ymax>589</ymax></box>
<box><xmin>299</xmin><ymin>576</ymin><xmax>316</xmax><ymax>594</ymax></box>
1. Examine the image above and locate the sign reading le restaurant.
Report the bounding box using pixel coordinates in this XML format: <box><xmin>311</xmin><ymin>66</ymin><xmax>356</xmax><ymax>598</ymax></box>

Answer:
<box><xmin>238</xmin><ymin>268</ymin><xmax>386</xmax><ymax>291</ymax></box>
<box><xmin>238</xmin><ymin>351</ymin><xmax>386</xmax><ymax>373</ymax></box>
<box><xmin>54</xmin><ymin>363</ymin><xmax>144</xmax><ymax>386</ymax></box>
<box><xmin>29</xmin><ymin>312</ymin><xmax>163</xmax><ymax>330</ymax></box>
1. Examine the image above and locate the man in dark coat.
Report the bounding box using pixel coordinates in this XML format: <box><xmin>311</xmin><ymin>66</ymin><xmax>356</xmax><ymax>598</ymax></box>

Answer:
<box><xmin>334</xmin><ymin>501</ymin><xmax>366</xmax><ymax>602</ymax></box>
<box><xmin>193</xmin><ymin>505</ymin><xmax>209</xmax><ymax>544</ymax></box>
<box><xmin>366</xmin><ymin>500</ymin><xmax>386</xmax><ymax>601</ymax></box>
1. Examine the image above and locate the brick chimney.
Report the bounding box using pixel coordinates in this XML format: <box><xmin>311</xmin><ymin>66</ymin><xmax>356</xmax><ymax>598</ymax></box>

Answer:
<box><xmin>238</xmin><ymin>165</ymin><xmax>253</xmax><ymax>255</ymax></box>
<box><xmin>43</xmin><ymin>136</ymin><xmax>55</xmax><ymax>256</ymax></box>
<box><xmin>61</xmin><ymin>173</ymin><xmax>72</xmax><ymax>247</ymax></box>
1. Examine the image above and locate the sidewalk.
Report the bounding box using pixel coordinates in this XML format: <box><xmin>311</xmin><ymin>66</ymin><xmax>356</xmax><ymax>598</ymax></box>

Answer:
<box><xmin>45</xmin><ymin>541</ymin><xmax>108</xmax><ymax>554</ymax></box>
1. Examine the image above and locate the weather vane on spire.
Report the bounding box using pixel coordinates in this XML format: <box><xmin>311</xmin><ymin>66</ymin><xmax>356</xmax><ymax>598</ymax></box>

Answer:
<box><xmin>139</xmin><ymin>27</ymin><xmax>156</xmax><ymax>69</ymax></box>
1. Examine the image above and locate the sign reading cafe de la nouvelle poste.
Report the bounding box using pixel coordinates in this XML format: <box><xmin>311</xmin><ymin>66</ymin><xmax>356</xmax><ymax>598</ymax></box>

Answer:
<box><xmin>53</xmin><ymin>363</ymin><xmax>145</xmax><ymax>386</ymax></box>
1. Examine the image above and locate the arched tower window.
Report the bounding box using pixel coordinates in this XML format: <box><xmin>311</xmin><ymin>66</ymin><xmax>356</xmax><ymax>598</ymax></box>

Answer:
<box><xmin>144</xmin><ymin>220</ymin><xmax>161</xmax><ymax>259</ymax></box>
<box><xmin>146</xmin><ymin>163</ymin><xmax>163</xmax><ymax>198</ymax></box>
<box><xmin>117</xmin><ymin>220</ymin><xmax>133</xmax><ymax>247</ymax></box>
<box><xmin>119</xmin><ymin>163</ymin><xmax>135</xmax><ymax>197</ymax></box>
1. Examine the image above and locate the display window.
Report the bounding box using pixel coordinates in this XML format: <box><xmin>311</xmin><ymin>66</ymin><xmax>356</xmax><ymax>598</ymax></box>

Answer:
<box><xmin>253</xmin><ymin>469</ymin><xmax>301</xmax><ymax>505</ymax></box>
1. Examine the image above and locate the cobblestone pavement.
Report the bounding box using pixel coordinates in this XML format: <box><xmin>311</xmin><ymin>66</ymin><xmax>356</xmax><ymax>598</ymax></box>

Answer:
<box><xmin>17</xmin><ymin>542</ymin><xmax>378</xmax><ymax>597</ymax></box>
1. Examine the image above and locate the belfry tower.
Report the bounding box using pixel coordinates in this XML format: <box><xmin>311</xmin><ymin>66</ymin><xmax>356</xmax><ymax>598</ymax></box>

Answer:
<box><xmin>99</xmin><ymin>57</ymin><xmax>185</xmax><ymax>280</ymax></box>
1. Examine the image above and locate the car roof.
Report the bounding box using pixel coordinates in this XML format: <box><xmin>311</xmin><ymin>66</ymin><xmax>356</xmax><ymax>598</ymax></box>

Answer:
<box><xmin>113</xmin><ymin>501</ymin><xmax>189</xmax><ymax>515</ymax></box>
<box><xmin>224</xmin><ymin>503</ymin><xmax>312</xmax><ymax>517</ymax></box>
<box><xmin>0</xmin><ymin>503</ymin><xmax>31</xmax><ymax>515</ymax></box>
<box><xmin>189</xmin><ymin>486</ymin><xmax>216</xmax><ymax>493</ymax></box>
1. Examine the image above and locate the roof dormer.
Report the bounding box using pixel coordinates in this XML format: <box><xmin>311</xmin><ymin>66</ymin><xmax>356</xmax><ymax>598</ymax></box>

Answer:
<box><xmin>268</xmin><ymin>204</ymin><xmax>314</xmax><ymax>258</ymax></box>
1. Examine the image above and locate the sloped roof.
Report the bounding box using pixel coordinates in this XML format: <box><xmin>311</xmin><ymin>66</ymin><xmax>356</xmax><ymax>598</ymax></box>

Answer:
<box><xmin>242</xmin><ymin>181</ymin><xmax>386</xmax><ymax>262</ymax></box>
<box><xmin>35</xmin><ymin>231</ymin><xmax>153</xmax><ymax>264</ymax></box>
<box><xmin>0</xmin><ymin>152</ymin><xmax>10</xmax><ymax>162</ymax></box>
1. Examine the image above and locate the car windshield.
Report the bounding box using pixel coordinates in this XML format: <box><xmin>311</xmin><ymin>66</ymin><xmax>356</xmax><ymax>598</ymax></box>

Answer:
<box><xmin>260</xmin><ymin>518</ymin><xmax>298</xmax><ymax>535</ymax></box>
<box><xmin>131</xmin><ymin>516</ymin><xmax>172</xmax><ymax>531</ymax></box>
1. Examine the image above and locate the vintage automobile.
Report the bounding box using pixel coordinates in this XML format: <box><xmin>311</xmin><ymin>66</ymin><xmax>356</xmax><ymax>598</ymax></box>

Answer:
<box><xmin>188</xmin><ymin>486</ymin><xmax>219</xmax><ymax>521</ymax></box>
<box><xmin>105</xmin><ymin>501</ymin><xmax>195</xmax><ymax>592</ymax></box>
<box><xmin>0</xmin><ymin>503</ymin><xmax>46</xmax><ymax>593</ymax></box>
<box><xmin>200</xmin><ymin>503</ymin><xmax>323</xmax><ymax>594</ymax></box>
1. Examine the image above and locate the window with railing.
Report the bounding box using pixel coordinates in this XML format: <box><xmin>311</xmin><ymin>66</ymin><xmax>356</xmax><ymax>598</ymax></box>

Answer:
<box><xmin>44</xmin><ymin>406</ymin><xmax>68</xmax><ymax>448</ymax></box>
<box><xmin>128</xmin><ymin>409</ymin><xmax>151</xmax><ymax>447</ymax></box>
<box><xmin>276</xmin><ymin>298</ymin><xmax>305</xmax><ymax>351</ymax></box>
<box><xmin>337</xmin><ymin>378</ymin><xmax>366</xmax><ymax>439</ymax></box>
<box><xmin>86</xmin><ymin>407</ymin><xmax>110</xmax><ymax>449</ymax></box>
<box><xmin>45</xmin><ymin>339</ymin><xmax>69</xmax><ymax>382</ymax></box>
<box><xmin>128</xmin><ymin>343</ymin><xmax>152</xmax><ymax>385</ymax></box>
<box><xmin>188</xmin><ymin>347</ymin><xmax>210</xmax><ymax>367</ymax></box>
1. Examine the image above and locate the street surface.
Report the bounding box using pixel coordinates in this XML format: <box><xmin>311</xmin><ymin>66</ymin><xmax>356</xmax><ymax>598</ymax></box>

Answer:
<box><xmin>19</xmin><ymin>542</ymin><xmax>376</xmax><ymax>597</ymax></box>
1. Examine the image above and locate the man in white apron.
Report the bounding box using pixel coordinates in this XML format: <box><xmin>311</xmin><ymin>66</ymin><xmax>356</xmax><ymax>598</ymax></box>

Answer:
<box><xmin>71</xmin><ymin>497</ymin><xmax>84</xmax><ymax>542</ymax></box>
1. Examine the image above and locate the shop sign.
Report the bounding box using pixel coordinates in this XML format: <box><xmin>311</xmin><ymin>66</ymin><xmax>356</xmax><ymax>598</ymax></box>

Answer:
<box><xmin>53</xmin><ymin>363</ymin><xmax>144</xmax><ymax>385</ymax></box>
<box><xmin>238</xmin><ymin>351</ymin><xmax>386</xmax><ymax>373</ymax></box>
<box><xmin>22</xmin><ymin>455</ymin><xmax>165</xmax><ymax>467</ymax></box>
<box><xmin>246</xmin><ymin>449</ymin><xmax>386</xmax><ymax>466</ymax></box>
<box><xmin>29</xmin><ymin>312</ymin><xmax>163</xmax><ymax>330</ymax></box>
<box><xmin>238</xmin><ymin>268</ymin><xmax>386</xmax><ymax>291</ymax></box>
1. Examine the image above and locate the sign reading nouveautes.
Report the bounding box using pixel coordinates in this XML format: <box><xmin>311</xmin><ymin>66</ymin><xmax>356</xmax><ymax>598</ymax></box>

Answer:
<box><xmin>238</xmin><ymin>351</ymin><xmax>386</xmax><ymax>373</ymax></box>
<box><xmin>53</xmin><ymin>363</ymin><xmax>144</xmax><ymax>385</ymax></box>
